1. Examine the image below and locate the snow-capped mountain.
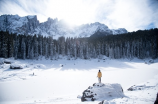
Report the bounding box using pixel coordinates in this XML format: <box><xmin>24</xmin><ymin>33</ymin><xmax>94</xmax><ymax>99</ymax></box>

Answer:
<box><xmin>0</xmin><ymin>15</ymin><xmax>39</xmax><ymax>35</ymax></box>
<box><xmin>0</xmin><ymin>15</ymin><xmax>128</xmax><ymax>39</ymax></box>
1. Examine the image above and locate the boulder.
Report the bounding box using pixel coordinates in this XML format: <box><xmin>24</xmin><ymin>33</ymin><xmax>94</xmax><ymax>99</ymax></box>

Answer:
<box><xmin>154</xmin><ymin>93</ymin><xmax>158</xmax><ymax>104</ymax></box>
<box><xmin>4</xmin><ymin>59</ymin><xmax>12</xmax><ymax>64</ymax></box>
<box><xmin>10</xmin><ymin>63</ymin><xmax>23</xmax><ymax>69</ymax></box>
<box><xmin>81</xmin><ymin>83</ymin><xmax>124</xmax><ymax>102</ymax></box>
<box><xmin>127</xmin><ymin>84</ymin><xmax>147</xmax><ymax>91</ymax></box>
<box><xmin>149</xmin><ymin>59</ymin><xmax>154</xmax><ymax>63</ymax></box>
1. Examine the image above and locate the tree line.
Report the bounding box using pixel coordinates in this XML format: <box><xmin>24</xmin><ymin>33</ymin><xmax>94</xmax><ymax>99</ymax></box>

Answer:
<box><xmin>0</xmin><ymin>28</ymin><xmax>158</xmax><ymax>60</ymax></box>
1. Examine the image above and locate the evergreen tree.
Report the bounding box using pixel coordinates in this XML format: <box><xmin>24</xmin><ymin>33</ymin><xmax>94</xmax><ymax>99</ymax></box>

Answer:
<box><xmin>0</xmin><ymin>28</ymin><xmax>157</xmax><ymax>60</ymax></box>
<box><xmin>1</xmin><ymin>32</ymin><xmax>8</xmax><ymax>58</ymax></box>
<box><xmin>21</xmin><ymin>36</ymin><xmax>26</xmax><ymax>59</ymax></box>
<box><xmin>33</xmin><ymin>35</ymin><xmax>38</xmax><ymax>59</ymax></box>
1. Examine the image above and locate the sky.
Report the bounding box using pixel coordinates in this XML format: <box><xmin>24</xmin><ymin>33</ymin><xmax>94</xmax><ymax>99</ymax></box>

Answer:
<box><xmin>0</xmin><ymin>0</ymin><xmax>158</xmax><ymax>32</ymax></box>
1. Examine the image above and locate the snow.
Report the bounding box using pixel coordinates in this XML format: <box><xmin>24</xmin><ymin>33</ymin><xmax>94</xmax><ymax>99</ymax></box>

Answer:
<box><xmin>27</xmin><ymin>15</ymin><xmax>36</xmax><ymax>19</ymax></box>
<box><xmin>81</xmin><ymin>83</ymin><xmax>124</xmax><ymax>101</ymax></box>
<box><xmin>10</xmin><ymin>63</ymin><xmax>23</xmax><ymax>69</ymax></box>
<box><xmin>111</xmin><ymin>28</ymin><xmax>128</xmax><ymax>35</ymax></box>
<box><xmin>4</xmin><ymin>59</ymin><xmax>13</xmax><ymax>64</ymax></box>
<box><xmin>0</xmin><ymin>57</ymin><xmax>158</xmax><ymax>104</ymax></box>
<box><xmin>0</xmin><ymin>15</ymin><xmax>127</xmax><ymax>39</ymax></box>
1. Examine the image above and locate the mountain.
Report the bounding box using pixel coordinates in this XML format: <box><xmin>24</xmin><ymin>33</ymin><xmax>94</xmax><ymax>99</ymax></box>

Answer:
<box><xmin>0</xmin><ymin>15</ymin><xmax>39</xmax><ymax>35</ymax></box>
<box><xmin>0</xmin><ymin>15</ymin><xmax>128</xmax><ymax>39</ymax></box>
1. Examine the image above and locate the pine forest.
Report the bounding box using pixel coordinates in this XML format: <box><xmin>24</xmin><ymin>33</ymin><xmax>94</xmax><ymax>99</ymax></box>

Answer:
<box><xmin>0</xmin><ymin>28</ymin><xmax>158</xmax><ymax>60</ymax></box>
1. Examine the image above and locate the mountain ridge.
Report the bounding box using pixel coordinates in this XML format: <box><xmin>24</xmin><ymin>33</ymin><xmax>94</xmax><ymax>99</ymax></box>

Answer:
<box><xmin>0</xmin><ymin>14</ymin><xmax>128</xmax><ymax>39</ymax></box>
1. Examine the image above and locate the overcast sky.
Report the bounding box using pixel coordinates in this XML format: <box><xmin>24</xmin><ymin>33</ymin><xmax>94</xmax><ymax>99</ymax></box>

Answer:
<box><xmin>0</xmin><ymin>0</ymin><xmax>158</xmax><ymax>32</ymax></box>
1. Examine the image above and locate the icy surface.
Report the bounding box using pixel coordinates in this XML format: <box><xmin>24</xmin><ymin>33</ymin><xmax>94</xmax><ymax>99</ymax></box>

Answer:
<box><xmin>0</xmin><ymin>57</ymin><xmax>158</xmax><ymax>104</ymax></box>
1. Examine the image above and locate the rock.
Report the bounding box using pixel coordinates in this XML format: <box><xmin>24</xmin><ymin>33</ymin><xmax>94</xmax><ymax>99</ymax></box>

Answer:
<box><xmin>4</xmin><ymin>59</ymin><xmax>12</xmax><ymax>64</ymax></box>
<box><xmin>149</xmin><ymin>59</ymin><xmax>154</xmax><ymax>63</ymax></box>
<box><xmin>127</xmin><ymin>84</ymin><xmax>147</xmax><ymax>91</ymax></box>
<box><xmin>10</xmin><ymin>63</ymin><xmax>23</xmax><ymax>69</ymax></box>
<box><xmin>88</xmin><ymin>86</ymin><xmax>93</xmax><ymax>89</ymax></box>
<box><xmin>99</xmin><ymin>100</ymin><xmax>110</xmax><ymax>104</ymax></box>
<box><xmin>98</xmin><ymin>100</ymin><xmax>104</xmax><ymax>104</ymax></box>
<box><xmin>91</xmin><ymin>97</ymin><xmax>95</xmax><ymax>101</ymax></box>
<box><xmin>77</xmin><ymin>95</ymin><xmax>82</xmax><ymax>99</ymax></box>
<box><xmin>81</xmin><ymin>83</ymin><xmax>124</xmax><ymax>102</ymax></box>
<box><xmin>127</xmin><ymin>87</ymin><xmax>134</xmax><ymax>91</ymax></box>
<box><xmin>60</xmin><ymin>64</ymin><xmax>63</xmax><ymax>67</ymax></box>
<box><xmin>154</xmin><ymin>93</ymin><xmax>158</xmax><ymax>104</ymax></box>
<box><xmin>93</xmin><ymin>83</ymin><xmax>96</xmax><ymax>86</ymax></box>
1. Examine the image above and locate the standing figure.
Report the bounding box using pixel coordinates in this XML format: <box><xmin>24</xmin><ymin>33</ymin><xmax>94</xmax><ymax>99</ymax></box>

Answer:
<box><xmin>97</xmin><ymin>70</ymin><xmax>102</xmax><ymax>83</ymax></box>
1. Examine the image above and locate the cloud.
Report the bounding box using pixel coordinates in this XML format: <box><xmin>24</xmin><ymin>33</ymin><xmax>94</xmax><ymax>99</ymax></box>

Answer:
<box><xmin>0</xmin><ymin>0</ymin><xmax>48</xmax><ymax>22</ymax></box>
<box><xmin>148</xmin><ymin>0</ymin><xmax>158</xmax><ymax>29</ymax></box>
<box><xmin>95</xmin><ymin>0</ymin><xmax>158</xmax><ymax>31</ymax></box>
<box><xmin>0</xmin><ymin>0</ymin><xmax>157</xmax><ymax>32</ymax></box>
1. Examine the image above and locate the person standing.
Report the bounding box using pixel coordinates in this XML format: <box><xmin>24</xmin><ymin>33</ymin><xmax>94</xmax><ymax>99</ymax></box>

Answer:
<box><xmin>97</xmin><ymin>70</ymin><xmax>102</xmax><ymax>83</ymax></box>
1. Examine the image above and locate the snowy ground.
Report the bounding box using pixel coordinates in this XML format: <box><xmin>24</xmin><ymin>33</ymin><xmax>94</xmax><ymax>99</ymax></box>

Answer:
<box><xmin>0</xmin><ymin>57</ymin><xmax>158</xmax><ymax>104</ymax></box>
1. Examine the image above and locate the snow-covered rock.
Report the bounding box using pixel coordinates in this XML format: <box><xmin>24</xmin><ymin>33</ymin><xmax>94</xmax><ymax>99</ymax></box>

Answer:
<box><xmin>77</xmin><ymin>95</ymin><xmax>82</xmax><ymax>99</ymax></box>
<box><xmin>80</xmin><ymin>83</ymin><xmax>124</xmax><ymax>102</ymax></box>
<box><xmin>59</xmin><ymin>64</ymin><xmax>64</xmax><ymax>67</ymax></box>
<box><xmin>4</xmin><ymin>59</ymin><xmax>12</xmax><ymax>64</ymax></box>
<box><xmin>127</xmin><ymin>83</ymin><xmax>156</xmax><ymax>91</ymax></box>
<box><xmin>10</xmin><ymin>63</ymin><xmax>23</xmax><ymax>69</ymax></box>
<box><xmin>34</xmin><ymin>64</ymin><xmax>46</xmax><ymax>69</ymax></box>
<box><xmin>0</xmin><ymin>14</ymin><xmax>128</xmax><ymax>39</ymax></box>
<box><xmin>112</xmin><ymin>28</ymin><xmax>128</xmax><ymax>35</ymax></box>
<box><xmin>144</xmin><ymin>59</ymin><xmax>155</xmax><ymax>64</ymax></box>
<box><xmin>149</xmin><ymin>59</ymin><xmax>154</xmax><ymax>63</ymax></box>
<box><xmin>128</xmin><ymin>85</ymin><xmax>145</xmax><ymax>91</ymax></box>
<box><xmin>154</xmin><ymin>93</ymin><xmax>158</xmax><ymax>104</ymax></box>
<box><xmin>99</xmin><ymin>100</ymin><xmax>117</xmax><ymax>104</ymax></box>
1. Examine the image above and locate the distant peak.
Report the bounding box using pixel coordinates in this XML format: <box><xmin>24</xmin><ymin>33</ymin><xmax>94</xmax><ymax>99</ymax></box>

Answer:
<box><xmin>93</xmin><ymin>22</ymin><xmax>101</xmax><ymax>25</ymax></box>
<box><xmin>0</xmin><ymin>14</ymin><xmax>128</xmax><ymax>38</ymax></box>
<box><xmin>47</xmin><ymin>17</ymin><xmax>58</xmax><ymax>22</ymax></box>
<box><xmin>27</xmin><ymin>15</ymin><xmax>37</xmax><ymax>19</ymax></box>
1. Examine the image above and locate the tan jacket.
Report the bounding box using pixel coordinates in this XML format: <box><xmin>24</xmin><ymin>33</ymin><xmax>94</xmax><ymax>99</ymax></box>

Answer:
<box><xmin>97</xmin><ymin>72</ymin><xmax>102</xmax><ymax>78</ymax></box>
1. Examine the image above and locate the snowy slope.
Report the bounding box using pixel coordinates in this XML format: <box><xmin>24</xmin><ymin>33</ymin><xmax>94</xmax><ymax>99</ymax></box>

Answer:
<box><xmin>0</xmin><ymin>15</ymin><xmax>128</xmax><ymax>39</ymax></box>
<box><xmin>112</xmin><ymin>28</ymin><xmax>128</xmax><ymax>35</ymax></box>
<box><xmin>0</xmin><ymin>57</ymin><xmax>158</xmax><ymax>104</ymax></box>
